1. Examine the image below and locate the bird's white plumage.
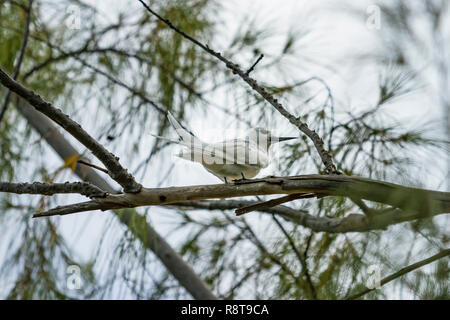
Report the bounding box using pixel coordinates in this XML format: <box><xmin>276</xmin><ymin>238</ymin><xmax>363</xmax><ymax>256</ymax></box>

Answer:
<box><xmin>153</xmin><ymin>112</ymin><xmax>295</xmax><ymax>183</ymax></box>
<box><xmin>177</xmin><ymin>139</ymin><xmax>268</xmax><ymax>166</ymax></box>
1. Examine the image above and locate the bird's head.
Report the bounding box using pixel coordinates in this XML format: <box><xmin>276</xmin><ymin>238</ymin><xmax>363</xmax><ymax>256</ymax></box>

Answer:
<box><xmin>247</xmin><ymin>127</ymin><xmax>297</xmax><ymax>149</ymax></box>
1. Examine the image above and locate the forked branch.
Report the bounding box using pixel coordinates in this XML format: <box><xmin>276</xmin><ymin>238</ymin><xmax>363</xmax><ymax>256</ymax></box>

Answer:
<box><xmin>28</xmin><ymin>175</ymin><xmax>450</xmax><ymax>233</ymax></box>
<box><xmin>0</xmin><ymin>68</ymin><xmax>141</xmax><ymax>193</ymax></box>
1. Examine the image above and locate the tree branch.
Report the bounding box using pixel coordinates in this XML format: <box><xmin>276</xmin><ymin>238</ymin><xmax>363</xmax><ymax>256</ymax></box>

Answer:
<box><xmin>246</xmin><ymin>53</ymin><xmax>264</xmax><ymax>75</ymax></box>
<box><xmin>170</xmin><ymin>199</ymin><xmax>446</xmax><ymax>233</ymax></box>
<box><xmin>0</xmin><ymin>67</ymin><xmax>142</xmax><ymax>193</ymax></box>
<box><xmin>137</xmin><ymin>0</ymin><xmax>339</xmax><ymax>174</ymax></box>
<box><xmin>0</xmin><ymin>181</ymin><xmax>106</xmax><ymax>198</ymax></box>
<box><xmin>77</xmin><ymin>159</ymin><xmax>109</xmax><ymax>174</ymax></box>
<box><xmin>30</xmin><ymin>175</ymin><xmax>450</xmax><ymax>230</ymax></box>
<box><xmin>350</xmin><ymin>197</ymin><xmax>375</xmax><ymax>217</ymax></box>
<box><xmin>235</xmin><ymin>193</ymin><xmax>316</xmax><ymax>216</ymax></box>
<box><xmin>12</xmin><ymin>101</ymin><xmax>217</xmax><ymax>300</ymax></box>
<box><xmin>346</xmin><ymin>248</ymin><xmax>450</xmax><ymax>300</ymax></box>
<box><xmin>35</xmin><ymin>201</ymin><xmax>105</xmax><ymax>217</ymax></box>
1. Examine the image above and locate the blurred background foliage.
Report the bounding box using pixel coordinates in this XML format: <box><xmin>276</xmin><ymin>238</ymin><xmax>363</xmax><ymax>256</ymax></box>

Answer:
<box><xmin>0</xmin><ymin>0</ymin><xmax>448</xmax><ymax>299</ymax></box>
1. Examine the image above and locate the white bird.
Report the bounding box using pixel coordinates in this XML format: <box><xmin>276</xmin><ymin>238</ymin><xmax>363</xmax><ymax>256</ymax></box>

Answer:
<box><xmin>152</xmin><ymin>112</ymin><xmax>297</xmax><ymax>183</ymax></box>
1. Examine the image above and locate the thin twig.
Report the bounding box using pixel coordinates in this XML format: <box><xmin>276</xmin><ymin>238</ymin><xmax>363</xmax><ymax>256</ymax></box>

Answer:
<box><xmin>222</xmin><ymin>265</ymin><xmax>259</xmax><ymax>299</ymax></box>
<box><xmin>78</xmin><ymin>159</ymin><xmax>109</xmax><ymax>174</ymax></box>
<box><xmin>239</xmin><ymin>218</ymin><xmax>302</xmax><ymax>284</ymax></box>
<box><xmin>302</xmin><ymin>232</ymin><xmax>316</xmax><ymax>298</ymax></box>
<box><xmin>272</xmin><ymin>215</ymin><xmax>318</xmax><ymax>299</ymax></box>
<box><xmin>346</xmin><ymin>248</ymin><xmax>450</xmax><ymax>300</ymax></box>
<box><xmin>0</xmin><ymin>24</ymin><xmax>166</xmax><ymax>115</ymax></box>
<box><xmin>246</xmin><ymin>53</ymin><xmax>264</xmax><ymax>75</ymax></box>
<box><xmin>236</xmin><ymin>193</ymin><xmax>316</xmax><ymax>216</ymax></box>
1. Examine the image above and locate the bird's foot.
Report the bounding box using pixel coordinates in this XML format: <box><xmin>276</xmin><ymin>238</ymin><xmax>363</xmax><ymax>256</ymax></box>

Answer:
<box><xmin>232</xmin><ymin>173</ymin><xmax>248</xmax><ymax>184</ymax></box>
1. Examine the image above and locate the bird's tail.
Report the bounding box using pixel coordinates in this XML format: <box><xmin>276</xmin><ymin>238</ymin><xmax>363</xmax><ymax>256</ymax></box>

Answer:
<box><xmin>149</xmin><ymin>133</ymin><xmax>180</xmax><ymax>144</ymax></box>
<box><xmin>167</xmin><ymin>111</ymin><xmax>203</xmax><ymax>147</ymax></box>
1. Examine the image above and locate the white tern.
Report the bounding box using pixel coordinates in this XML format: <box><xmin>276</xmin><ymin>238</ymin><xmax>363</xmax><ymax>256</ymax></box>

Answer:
<box><xmin>152</xmin><ymin>112</ymin><xmax>297</xmax><ymax>183</ymax></box>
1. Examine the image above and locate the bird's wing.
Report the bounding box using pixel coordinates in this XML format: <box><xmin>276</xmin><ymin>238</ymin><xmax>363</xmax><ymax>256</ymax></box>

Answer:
<box><xmin>176</xmin><ymin>143</ymin><xmax>229</xmax><ymax>164</ymax></box>
<box><xmin>177</xmin><ymin>139</ymin><xmax>268</xmax><ymax>168</ymax></box>
<box><xmin>167</xmin><ymin>111</ymin><xmax>203</xmax><ymax>147</ymax></box>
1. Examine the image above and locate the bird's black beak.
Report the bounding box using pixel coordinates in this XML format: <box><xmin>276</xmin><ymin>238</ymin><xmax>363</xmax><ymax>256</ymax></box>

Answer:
<box><xmin>271</xmin><ymin>136</ymin><xmax>297</xmax><ymax>143</ymax></box>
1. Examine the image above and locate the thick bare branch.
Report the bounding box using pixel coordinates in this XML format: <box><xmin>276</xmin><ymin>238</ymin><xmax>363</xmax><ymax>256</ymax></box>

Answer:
<box><xmin>31</xmin><ymin>176</ymin><xmax>450</xmax><ymax>232</ymax></box>
<box><xmin>137</xmin><ymin>0</ymin><xmax>339</xmax><ymax>174</ymax></box>
<box><xmin>0</xmin><ymin>68</ymin><xmax>142</xmax><ymax>193</ymax></box>
<box><xmin>0</xmin><ymin>181</ymin><xmax>106</xmax><ymax>198</ymax></box>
